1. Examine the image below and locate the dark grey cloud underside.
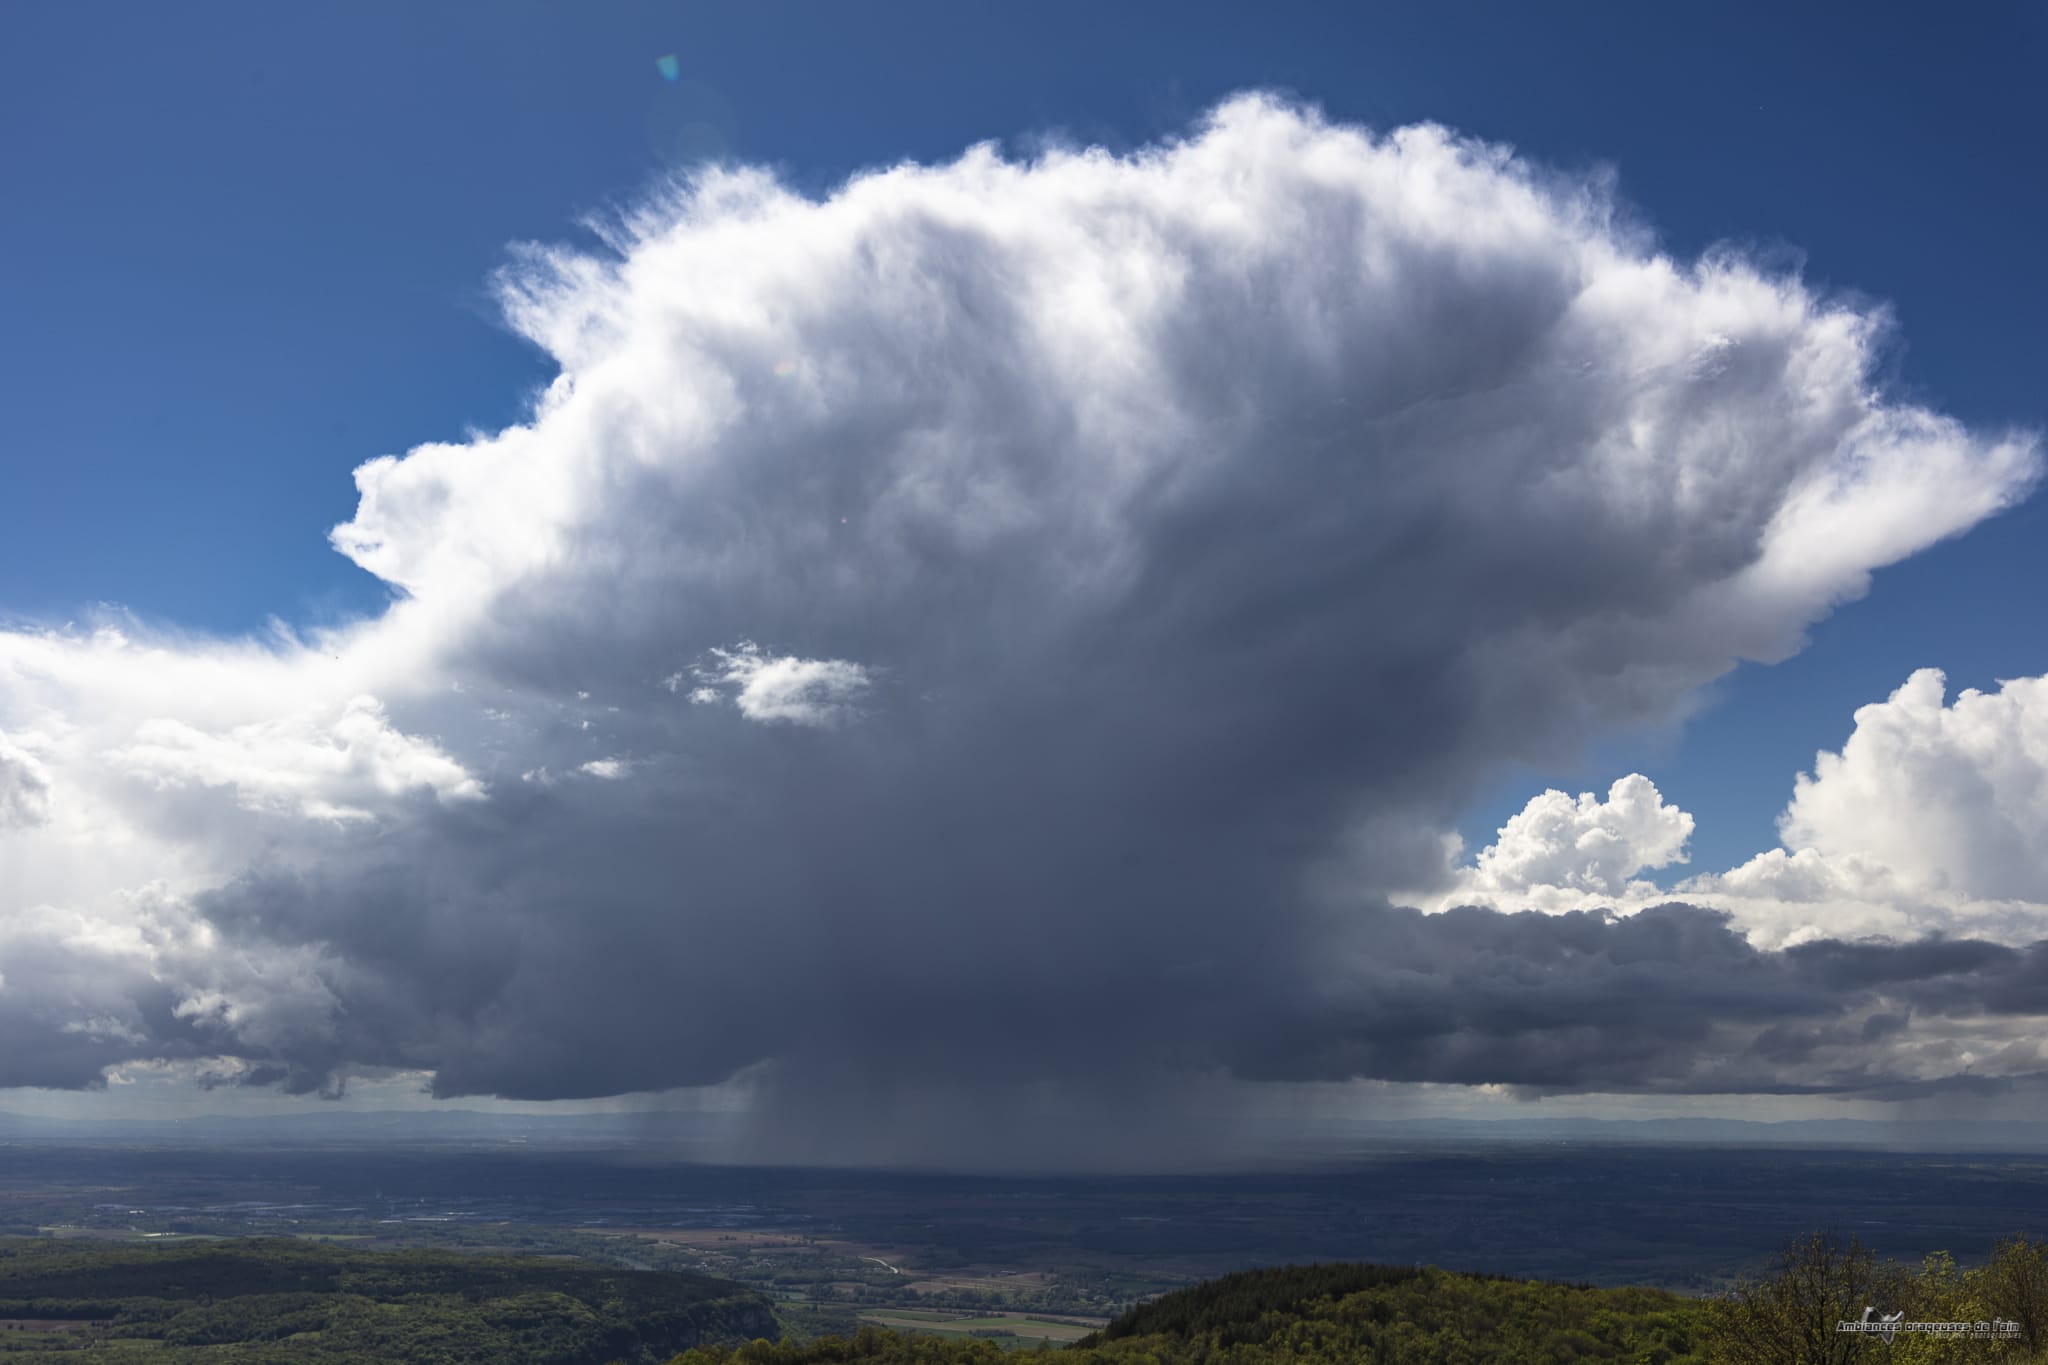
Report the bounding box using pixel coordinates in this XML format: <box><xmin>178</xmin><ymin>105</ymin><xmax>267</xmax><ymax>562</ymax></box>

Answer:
<box><xmin>178</xmin><ymin>791</ymin><xmax>2048</xmax><ymax>1101</ymax></box>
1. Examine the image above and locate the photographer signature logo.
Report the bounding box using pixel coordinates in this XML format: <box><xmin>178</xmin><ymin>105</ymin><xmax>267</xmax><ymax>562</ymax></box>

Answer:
<box><xmin>1837</xmin><ymin>1306</ymin><xmax>2021</xmax><ymax>1345</ymax></box>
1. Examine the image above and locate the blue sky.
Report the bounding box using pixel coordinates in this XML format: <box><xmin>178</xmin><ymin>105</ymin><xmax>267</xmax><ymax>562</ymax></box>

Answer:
<box><xmin>7</xmin><ymin>2</ymin><xmax>2042</xmax><ymax>875</ymax></box>
<box><xmin>4</xmin><ymin>3</ymin><xmax>2048</xmax><ymax>1139</ymax></box>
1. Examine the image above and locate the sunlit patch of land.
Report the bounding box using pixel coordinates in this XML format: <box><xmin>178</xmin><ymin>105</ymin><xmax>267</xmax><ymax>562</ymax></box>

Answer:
<box><xmin>857</xmin><ymin>1309</ymin><xmax>1102</xmax><ymax>1343</ymax></box>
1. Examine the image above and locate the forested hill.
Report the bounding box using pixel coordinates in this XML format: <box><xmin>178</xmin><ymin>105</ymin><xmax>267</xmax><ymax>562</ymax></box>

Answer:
<box><xmin>672</xmin><ymin>1262</ymin><xmax>1713</xmax><ymax>1364</ymax></box>
<box><xmin>0</xmin><ymin>1237</ymin><xmax>774</xmax><ymax>1363</ymax></box>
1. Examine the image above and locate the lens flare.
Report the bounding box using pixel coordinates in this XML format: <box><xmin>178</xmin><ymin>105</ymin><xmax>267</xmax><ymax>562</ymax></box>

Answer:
<box><xmin>655</xmin><ymin>54</ymin><xmax>680</xmax><ymax>83</ymax></box>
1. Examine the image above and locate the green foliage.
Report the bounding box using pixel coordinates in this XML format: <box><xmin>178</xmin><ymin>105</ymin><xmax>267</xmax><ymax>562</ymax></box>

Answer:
<box><xmin>1706</xmin><ymin>1231</ymin><xmax>1905</xmax><ymax>1365</ymax></box>
<box><xmin>1085</xmin><ymin>1261</ymin><xmax>1431</xmax><ymax>1343</ymax></box>
<box><xmin>1979</xmin><ymin>1235</ymin><xmax>2048</xmax><ymax>1358</ymax></box>
<box><xmin>667</xmin><ymin>1263</ymin><xmax>1713</xmax><ymax>1364</ymax></box>
<box><xmin>0</xmin><ymin>1235</ymin><xmax>773</xmax><ymax>1363</ymax></box>
<box><xmin>776</xmin><ymin>1301</ymin><xmax>865</xmax><ymax>1345</ymax></box>
<box><xmin>1705</xmin><ymin>1230</ymin><xmax>2048</xmax><ymax>1365</ymax></box>
<box><xmin>8</xmin><ymin>1230</ymin><xmax>2047</xmax><ymax>1365</ymax></box>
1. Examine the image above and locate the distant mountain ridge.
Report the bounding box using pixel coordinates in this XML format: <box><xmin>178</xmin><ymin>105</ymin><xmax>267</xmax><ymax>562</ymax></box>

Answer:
<box><xmin>1305</xmin><ymin>1114</ymin><xmax>2048</xmax><ymax>1151</ymax></box>
<box><xmin>0</xmin><ymin>1107</ymin><xmax>738</xmax><ymax>1146</ymax></box>
<box><xmin>5</xmin><ymin>1107</ymin><xmax>2045</xmax><ymax>1154</ymax></box>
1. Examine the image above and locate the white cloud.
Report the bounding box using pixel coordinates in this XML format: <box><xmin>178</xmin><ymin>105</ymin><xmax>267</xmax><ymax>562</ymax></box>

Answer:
<box><xmin>0</xmin><ymin>730</ymin><xmax>53</xmax><ymax>829</ymax></box>
<box><xmin>1776</xmin><ymin>669</ymin><xmax>2048</xmax><ymax>902</ymax></box>
<box><xmin>1675</xmin><ymin>670</ymin><xmax>2048</xmax><ymax>944</ymax></box>
<box><xmin>1687</xmin><ymin>845</ymin><xmax>1904</xmax><ymax>905</ymax></box>
<box><xmin>579</xmin><ymin>757</ymin><xmax>630</xmax><ymax>779</ymax></box>
<box><xmin>1443</xmin><ymin>671</ymin><xmax>2048</xmax><ymax>950</ymax></box>
<box><xmin>1460</xmin><ymin>774</ymin><xmax>1694</xmax><ymax>904</ymax></box>
<box><xmin>110</xmin><ymin>694</ymin><xmax>483</xmax><ymax>822</ymax></box>
<box><xmin>685</xmin><ymin>642</ymin><xmax>871</xmax><ymax>727</ymax></box>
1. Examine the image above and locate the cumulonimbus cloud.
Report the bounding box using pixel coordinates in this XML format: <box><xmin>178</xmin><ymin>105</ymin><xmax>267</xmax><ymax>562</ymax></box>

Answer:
<box><xmin>0</xmin><ymin>94</ymin><xmax>2040</xmax><ymax>1160</ymax></box>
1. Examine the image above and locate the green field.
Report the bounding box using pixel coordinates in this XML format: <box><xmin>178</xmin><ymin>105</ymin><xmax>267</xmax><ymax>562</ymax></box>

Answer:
<box><xmin>855</xmin><ymin>1309</ymin><xmax>956</xmax><ymax>1323</ymax></box>
<box><xmin>859</xmin><ymin>1310</ymin><xmax>1096</xmax><ymax>1343</ymax></box>
<box><xmin>0</xmin><ymin>1237</ymin><xmax>774</xmax><ymax>1363</ymax></box>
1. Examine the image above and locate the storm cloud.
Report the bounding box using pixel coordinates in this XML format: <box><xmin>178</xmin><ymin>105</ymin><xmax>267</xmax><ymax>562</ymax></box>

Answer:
<box><xmin>0</xmin><ymin>95</ymin><xmax>2041</xmax><ymax>1161</ymax></box>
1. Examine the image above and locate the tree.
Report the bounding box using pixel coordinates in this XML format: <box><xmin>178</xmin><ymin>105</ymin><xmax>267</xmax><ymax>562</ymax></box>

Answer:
<box><xmin>1707</xmin><ymin>1231</ymin><xmax>1908</xmax><ymax>1365</ymax></box>
<box><xmin>1974</xmin><ymin>1234</ymin><xmax>2048</xmax><ymax>1357</ymax></box>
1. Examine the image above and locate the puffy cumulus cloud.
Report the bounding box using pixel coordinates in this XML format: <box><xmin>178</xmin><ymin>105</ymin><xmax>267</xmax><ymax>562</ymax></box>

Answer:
<box><xmin>1778</xmin><ymin>670</ymin><xmax>2048</xmax><ymax>903</ymax></box>
<box><xmin>1671</xmin><ymin>670</ymin><xmax>2048</xmax><ymax>945</ymax></box>
<box><xmin>671</xmin><ymin>642</ymin><xmax>872</xmax><ymax>727</ymax></box>
<box><xmin>0</xmin><ymin>730</ymin><xmax>53</xmax><ymax>829</ymax></box>
<box><xmin>0</xmin><ymin>94</ymin><xmax>2041</xmax><ymax>1162</ymax></box>
<box><xmin>1442</xmin><ymin>672</ymin><xmax>2048</xmax><ymax>952</ymax></box>
<box><xmin>1460</xmin><ymin>774</ymin><xmax>1694</xmax><ymax>905</ymax></box>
